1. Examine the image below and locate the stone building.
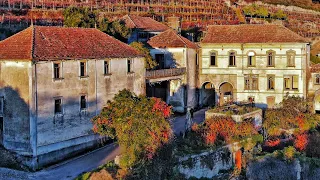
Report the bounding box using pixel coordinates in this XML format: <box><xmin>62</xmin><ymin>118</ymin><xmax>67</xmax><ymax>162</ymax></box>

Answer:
<box><xmin>309</xmin><ymin>64</ymin><xmax>320</xmax><ymax>112</ymax></box>
<box><xmin>199</xmin><ymin>24</ymin><xmax>310</xmax><ymax>108</ymax></box>
<box><xmin>0</xmin><ymin>26</ymin><xmax>145</xmax><ymax>169</ymax></box>
<box><xmin>121</xmin><ymin>15</ymin><xmax>169</xmax><ymax>44</ymax></box>
<box><xmin>146</xmin><ymin>29</ymin><xmax>198</xmax><ymax>112</ymax></box>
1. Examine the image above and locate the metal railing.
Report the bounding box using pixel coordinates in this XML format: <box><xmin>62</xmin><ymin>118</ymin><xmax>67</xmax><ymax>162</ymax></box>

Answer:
<box><xmin>146</xmin><ymin>67</ymin><xmax>186</xmax><ymax>79</ymax></box>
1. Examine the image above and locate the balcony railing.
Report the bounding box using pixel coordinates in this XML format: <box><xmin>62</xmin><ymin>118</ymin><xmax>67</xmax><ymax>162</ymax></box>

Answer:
<box><xmin>146</xmin><ymin>67</ymin><xmax>186</xmax><ymax>79</ymax></box>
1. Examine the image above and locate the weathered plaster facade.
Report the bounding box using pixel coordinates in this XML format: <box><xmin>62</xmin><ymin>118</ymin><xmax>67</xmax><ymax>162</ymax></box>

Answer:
<box><xmin>199</xmin><ymin>43</ymin><xmax>309</xmax><ymax>108</ymax></box>
<box><xmin>0</xmin><ymin>26</ymin><xmax>145</xmax><ymax>170</ymax></box>
<box><xmin>149</xmin><ymin>47</ymin><xmax>198</xmax><ymax>112</ymax></box>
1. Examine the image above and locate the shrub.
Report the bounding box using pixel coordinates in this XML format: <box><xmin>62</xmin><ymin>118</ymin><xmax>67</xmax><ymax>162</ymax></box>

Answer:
<box><xmin>294</xmin><ymin>133</ymin><xmax>308</xmax><ymax>151</ymax></box>
<box><xmin>92</xmin><ymin>89</ymin><xmax>172</xmax><ymax>168</ymax></box>
<box><xmin>265</xmin><ymin>138</ymin><xmax>281</xmax><ymax>147</ymax></box>
<box><xmin>306</xmin><ymin>131</ymin><xmax>320</xmax><ymax>158</ymax></box>
<box><xmin>284</xmin><ymin>146</ymin><xmax>296</xmax><ymax>160</ymax></box>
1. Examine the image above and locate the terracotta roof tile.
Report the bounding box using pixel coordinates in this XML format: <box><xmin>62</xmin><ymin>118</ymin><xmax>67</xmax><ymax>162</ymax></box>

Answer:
<box><xmin>147</xmin><ymin>29</ymin><xmax>198</xmax><ymax>49</ymax></box>
<box><xmin>0</xmin><ymin>26</ymin><xmax>141</xmax><ymax>61</ymax></box>
<box><xmin>122</xmin><ymin>15</ymin><xmax>169</xmax><ymax>32</ymax></box>
<box><xmin>202</xmin><ymin>24</ymin><xmax>309</xmax><ymax>44</ymax></box>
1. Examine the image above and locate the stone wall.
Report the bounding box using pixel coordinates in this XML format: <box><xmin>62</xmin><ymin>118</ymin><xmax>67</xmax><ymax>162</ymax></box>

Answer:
<box><xmin>177</xmin><ymin>147</ymin><xmax>233</xmax><ymax>179</ymax></box>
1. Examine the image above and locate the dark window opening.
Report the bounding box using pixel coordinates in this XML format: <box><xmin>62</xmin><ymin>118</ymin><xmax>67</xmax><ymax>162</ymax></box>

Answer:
<box><xmin>54</xmin><ymin>99</ymin><xmax>62</xmax><ymax>114</ymax></box>
<box><xmin>104</xmin><ymin>61</ymin><xmax>110</xmax><ymax>75</ymax></box>
<box><xmin>127</xmin><ymin>59</ymin><xmax>133</xmax><ymax>73</ymax></box>
<box><xmin>229</xmin><ymin>52</ymin><xmax>236</xmax><ymax>66</ymax></box>
<box><xmin>210</xmin><ymin>52</ymin><xmax>216</xmax><ymax>66</ymax></box>
<box><xmin>80</xmin><ymin>96</ymin><xmax>86</xmax><ymax>110</ymax></box>
<box><xmin>80</xmin><ymin>62</ymin><xmax>86</xmax><ymax>77</ymax></box>
<box><xmin>54</xmin><ymin>63</ymin><xmax>61</xmax><ymax>79</ymax></box>
<box><xmin>155</xmin><ymin>54</ymin><xmax>165</xmax><ymax>69</ymax></box>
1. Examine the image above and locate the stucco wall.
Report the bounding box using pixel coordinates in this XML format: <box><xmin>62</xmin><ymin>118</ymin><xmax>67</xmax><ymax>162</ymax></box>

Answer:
<box><xmin>0</xmin><ymin>61</ymin><xmax>32</xmax><ymax>154</ymax></box>
<box><xmin>150</xmin><ymin>48</ymin><xmax>198</xmax><ymax>111</ymax></box>
<box><xmin>200</xmin><ymin>43</ymin><xmax>309</xmax><ymax>107</ymax></box>
<box><xmin>35</xmin><ymin>57</ymin><xmax>145</xmax><ymax>155</ymax></box>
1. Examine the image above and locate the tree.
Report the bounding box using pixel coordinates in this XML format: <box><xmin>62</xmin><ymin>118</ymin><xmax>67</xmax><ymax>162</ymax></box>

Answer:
<box><xmin>91</xmin><ymin>89</ymin><xmax>172</xmax><ymax>168</ymax></box>
<box><xmin>129</xmin><ymin>42</ymin><xmax>157</xmax><ymax>69</ymax></box>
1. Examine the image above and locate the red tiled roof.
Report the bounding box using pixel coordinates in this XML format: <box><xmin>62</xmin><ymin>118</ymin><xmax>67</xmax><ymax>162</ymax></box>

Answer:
<box><xmin>202</xmin><ymin>24</ymin><xmax>309</xmax><ymax>44</ymax></box>
<box><xmin>121</xmin><ymin>15</ymin><xmax>169</xmax><ymax>32</ymax></box>
<box><xmin>147</xmin><ymin>29</ymin><xmax>198</xmax><ymax>49</ymax></box>
<box><xmin>0</xmin><ymin>26</ymin><xmax>141</xmax><ymax>61</ymax></box>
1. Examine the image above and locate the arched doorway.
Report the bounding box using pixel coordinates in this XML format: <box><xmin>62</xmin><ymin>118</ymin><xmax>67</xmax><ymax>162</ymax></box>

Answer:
<box><xmin>200</xmin><ymin>82</ymin><xmax>216</xmax><ymax>107</ymax></box>
<box><xmin>314</xmin><ymin>90</ymin><xmax>320</xmax><ymax>113</ymax></box>
<box><xmin>219</xmin><ymin>82</ymin><xmax>233</xmax><ymax>106</ymax></box>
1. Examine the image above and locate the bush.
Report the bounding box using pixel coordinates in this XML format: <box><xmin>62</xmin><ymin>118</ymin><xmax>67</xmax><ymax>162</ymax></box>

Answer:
<box><xmin>92</xmin><ymin>89</ymin><xmax>172</xmax><ymax>168</ymax></box>
<box><xmin>284</xmin><ymin>146</ymin><xmax>296</xmax><ymax>160</ymax></box>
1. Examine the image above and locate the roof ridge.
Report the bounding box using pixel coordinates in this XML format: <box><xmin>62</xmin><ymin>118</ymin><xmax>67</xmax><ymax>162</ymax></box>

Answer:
<box><xmin>31</xmin><ymin>25</ymin><xmax>35</xmax><ymax>60</ymax></box>
<box><xmin>127</xmin><ymin>15</ymin><xmax>137</xmax><ymax>28</ymax></box>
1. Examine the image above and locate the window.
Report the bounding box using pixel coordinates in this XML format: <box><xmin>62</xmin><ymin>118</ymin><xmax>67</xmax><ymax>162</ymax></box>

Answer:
<box><xmin>80</xmin><ymin>95</ymin><xmax>86</xmax><ymax>110</ymax></box>
<box><xmin>284</xmin><ymin>75</ymin><xmax>299</xmax><ymax>90</ymax></box>
<box><xmin>287</xmin><ymin>50</ymin><xmax>295</xmax><ymax>67</ymax></box>
<box><xmin>127</xmin><ymin>59</ymin><xmax>133</xmax><ymax>73</ymax></box>
<box><xmin>248</xmin><ymin>96</ymin><xmax>255</xmax><ymax>103</ymax></box>
<box><xmin>315</xmin><ymin>74</ymin><xmax>320</xmax><ymax>84</ymax></box>
<box><xmin>210</xmin><ymin>52</ymin><xmax>217</xmax><ymax>66</ymax></box>
<box><xmin>53</xmin><ymin>62</ymin><xmax>61</xmax><ymax>79</ymax></box>
<box><xmin>0</xmin><ymin>97</ymin><xmax>3</xmax><ymax>114</ymax></box>
<box><xmin>155</xmin><ymin>54</ymin><xmax>165</xmax><ymax>69</ymax></box>
<box><xmin>267</xmin><ymin>51</ymin><xmax>275</xmax><ymax>66</ymax></box>
<box><xmin>244</xmin><ymin>74</ymin><xmax>259</xmax><ymax>90</ymax></box>
<box><xmin>229</xmin><ymin>52</ymin><xmax>236</xmax><ymax>66</ymax></box>
<box><xmin>104</xmin><ymin>60</ymin><xmax>110</xmax><ymax>75</ymax></box>
<box><xmin>80</xmin><ymin>61</ymin><xmax>87</xmax><ymax>77</ymax></box>
<box><xmin>267</xmin><ymin>75</ymin><xmax>275</xmax><ymax>90</ymax></box>
<box><xmin>138</xmin><ymin>32</ymin><xmax>148</xmax><ymax>39</ymax></box>
<box><xmin>247</xmin><ymin>51</ymin><xmax>256</xmax><ymax>67</ymax></box>
<box><xmin>54</xmin><ymin>98</ymin><xmax>62</xmax><ymax>114</ymax></box>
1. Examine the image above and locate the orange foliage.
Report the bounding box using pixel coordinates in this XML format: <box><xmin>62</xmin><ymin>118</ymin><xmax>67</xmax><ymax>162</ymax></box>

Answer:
<box><xmin>202</xmin><ymin>116</ymin><xmax>258</xmax><ymax>145</ymax></box>
<box><xmin>295</xmin><ymin>133</ymin><xmax>308</xmax><ymax>151</ymax></box>
<box><xmin>265</xmin><ymin>138</ymin><xmax>281</xmax><ymax>147</ymax></box>
<box><xmin>235</xmin><ymin>150</ymin><xmax>242</xmax><ymax>170</ymax></box>
<box><xmin>191</xmin><ymin>123</ymin><xmax>199</xmax><ymax>132</ymax></box>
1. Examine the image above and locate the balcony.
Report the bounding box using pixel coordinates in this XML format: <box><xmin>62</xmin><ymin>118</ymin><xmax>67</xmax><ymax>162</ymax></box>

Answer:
<box><xmin>146</xmin><ymin>67</ymin><xmax>186</xmax><ymax>82</ymax></box>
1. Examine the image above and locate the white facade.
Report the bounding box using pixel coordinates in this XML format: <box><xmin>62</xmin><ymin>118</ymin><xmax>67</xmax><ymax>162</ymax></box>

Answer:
<box><xmin>199</xmin><ymin>43</ymin><xmax>310</xmax><ymax>108</ymax></box>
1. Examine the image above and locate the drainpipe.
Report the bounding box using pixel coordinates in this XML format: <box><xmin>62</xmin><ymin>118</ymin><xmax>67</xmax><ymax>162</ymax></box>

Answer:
<box><xmin>185</xmin><ymin>45</ymin><xmax>189</xmax><ymax>109</ymax></box>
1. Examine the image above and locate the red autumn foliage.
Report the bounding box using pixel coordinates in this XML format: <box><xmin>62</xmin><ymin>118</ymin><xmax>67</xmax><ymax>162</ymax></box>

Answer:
<box><xmin>152</xmin><ymin>98</ymin><xmax>171</xmax><ymax>118</ymax></box>
<box><xmin>202</xmin><ymin>116</ymin><xmax>258</xmax><ymax>145</ymax></box>
<box><xmin>205</xmin><ymin>133</ymin><xmax>217</xmax><ymax>145</ymax></box>
<box><xmin>235</xmin><ymin>150</ymin><xmax>242</xmax><ymax>170</ymax></box>
<box><xmin>295</xmin><ymin>133</ymin><xmax>308</xmax><ymax>151</ymax></box>
<box><xmin>265</xmin><ymin>138</ymin><xmax>281</xmax><ymax>147</ymax></box>
<box><xmin>191</xmin><ymin>123</ymin><xmax>199</xmax><ymax>132</ymax></box>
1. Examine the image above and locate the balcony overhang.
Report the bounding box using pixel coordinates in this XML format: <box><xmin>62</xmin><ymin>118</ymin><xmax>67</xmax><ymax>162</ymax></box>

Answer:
<box><xmin>146</xmin><ymin>67</ymin><xmax>186</xmax><ymax>83</ymax></box>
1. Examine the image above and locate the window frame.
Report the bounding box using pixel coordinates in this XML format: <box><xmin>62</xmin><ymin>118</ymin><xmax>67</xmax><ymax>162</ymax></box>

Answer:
<box><xmin>283</xmin><ymin>75</ymin><xmax>299</xmax><ymax>91</ymax></box>
<box><xmin>286</xmin><ymin>50</ymin><xmax>296</xmax><ymax>67</ymax></box>
<box><xmin>53</xmin><ymin>61</ymin><xmax>63</xmax><ymax>80</ymax></box>
<box><xmin>127</xmin><ymin>59</ymin><xmax>134</xmax><ymax>73</ymax></box>
<box><xmin>267</xmin><ymin>75</ymin><xmax>275</xmax><ymax>90</ymax></box>
<box><xmin>104</xmin><ymin>60</ymin><xmax>111</xmax><ymax>75</ymax></box>
<box><xmin>244</xmin><ymin>74</ymin><xmax>259</xmax><ymax>90</ymax></box>
<box><xmin>247</xmin><ymin>51</ymin><xmax>256</xmax><ymax>67</ymax></box>
<box><xmin>80</xmin><ymin>61</ymin><xmax>88</xmax><ymax>77</ymax></box>
<box><xmin>228</xmin><ymin>51</ymin><xmax>236</xmax><ymax>67</ymax></box>
<box><xmin>315</xmin><ymin>74</ymin><xmax>320</xmax><ymax>85</ymax></box>
<box><xmin>209</xmin><ymin>51</ymin><xmax>217</xmax><ymax>66</ymax></box>
<box><xmin>54</xmin><ymin>98</ymin><xmax>63</xmax><ymax>114</ymax></box>
<box><xmin>0</xmin><ymin>97</ymin><xmax>4</xmax><ymax>115</ymax></box>
<box><xmin>80</xmin><ymin>95</ymin><xmax>87</xmax><ymax>111</ymax></box>
<box><xmin>267</xmin><ymin>50</ymin><xmax>275</xmax><ymax>67</ymax></box>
